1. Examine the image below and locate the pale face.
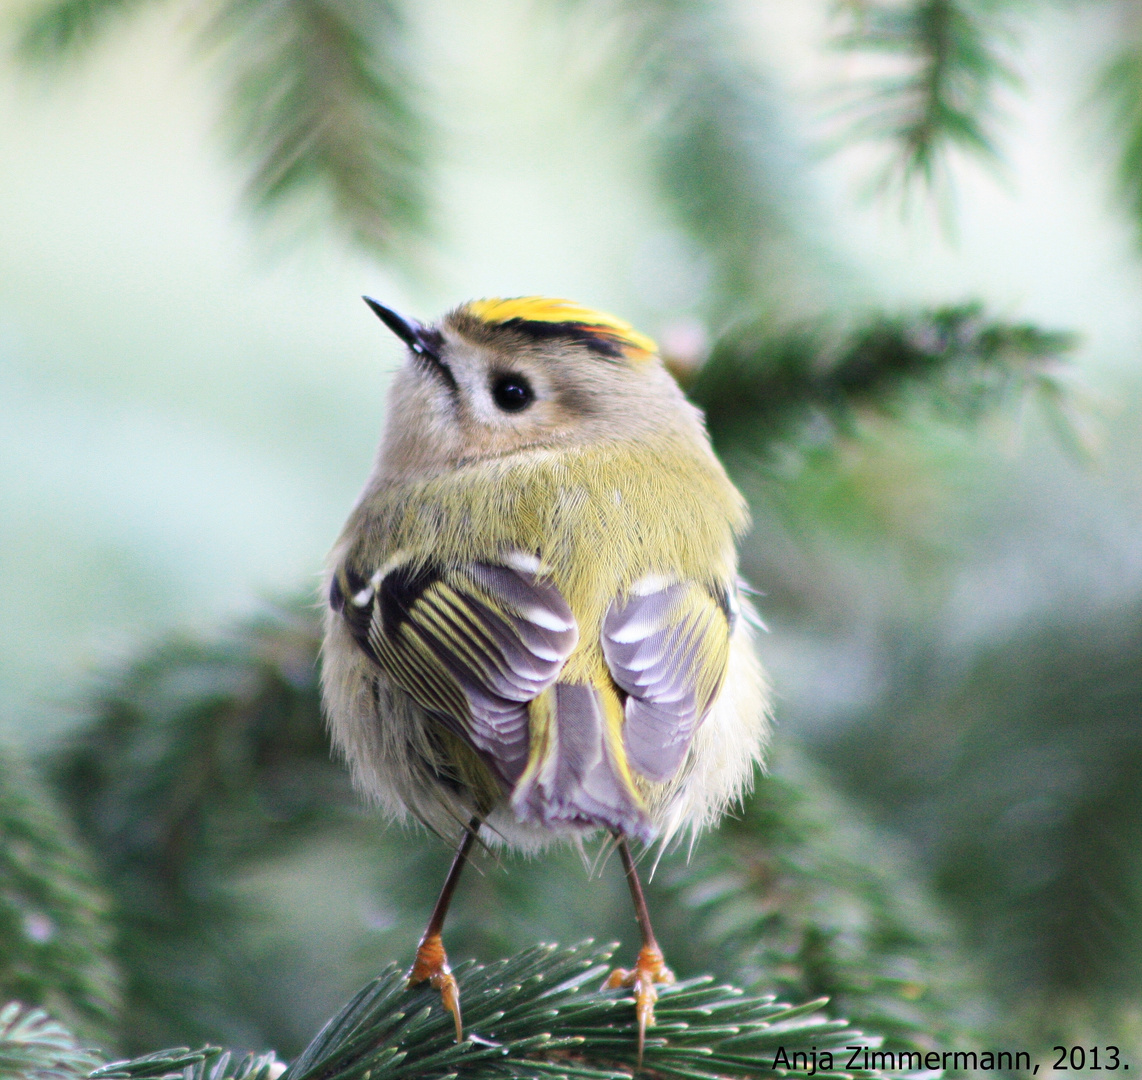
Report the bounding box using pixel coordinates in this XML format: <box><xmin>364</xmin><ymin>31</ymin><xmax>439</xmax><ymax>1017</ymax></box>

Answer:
<box><xmin>374</xmin><ymin>318</ymin><xmax>701</xmax><ymax>482</ymax></box>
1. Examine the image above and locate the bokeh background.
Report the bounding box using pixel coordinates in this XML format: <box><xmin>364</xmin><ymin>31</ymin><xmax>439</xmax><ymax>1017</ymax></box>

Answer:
<box><xmin>4</xmin><ymin>0</ymin><xmax>1142</xmax><ymax>1071</ymax></box>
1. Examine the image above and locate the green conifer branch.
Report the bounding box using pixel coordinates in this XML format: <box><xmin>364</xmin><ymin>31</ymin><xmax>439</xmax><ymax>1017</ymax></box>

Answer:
<box><xmin>207</xmin><ymin>0</ymin><xmax>431</xmax><ymax>256</ymax></box>
<box><xmin>830</xmin><ymin>0</ymin><xmax>1018</xmax><ymax>192</ymax></box>
<box><xmin>43</xmin><ymin>603</ymin><xmax>353</xmax><ymax>1052</ymax></box>
<box><xmin>14</xmin><ymin>0</ymin><xmax>163</xmax><ymax>62</ymax></box>
<box><xmin>817</xmin><ymin>596</ymin><xmax>1142</xmax><ymax>1021</ymax></box>
<box><xmin>555</xmin><ymin>0</ymin><xmax>800</xmax><ymax>322</ymax></box>
<box><xmin>0</xmin><ymin>1002</ymin><xmax>103</xmax><ymax>1080</ymax></box>
<box><xmin>15</xmin><ymin>0</ymin><xmax>431</xmax><ymax>258</ymax></box>
<box><xmin>28</xmin><ymin>943</ymin><xmax>879</xmax><ymax>1080</ymax></box>
<box><xmin>91</xmin><ymin>1045</ymin><xmax>284</xmax><ymax>1080</ymax></box>
<box><xmin>658</xmin><ymin>741</ymin><xmax>987</xmax><ymax>1056</ymax></box>
<box><xmin>688</xmin><ymin>302</ymin><xmax>1077</xmax><ymax>461</ymax></box>
<box><xmin>0</xmin><ymin>748</ymin><xmax>121</xmax><ymax>1046</ymax></box>
<box><xmin>1098</xmin><ymin>46</ymin><xmax>1142</xmax><ymax>251</ymax></box>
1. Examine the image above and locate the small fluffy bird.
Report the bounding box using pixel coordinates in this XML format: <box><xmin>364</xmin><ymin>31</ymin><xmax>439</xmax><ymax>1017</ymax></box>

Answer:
<box><xmin>322</xmin><ymin>296</ymin><xmax>769</xmax><ymax>1056</ymax></box>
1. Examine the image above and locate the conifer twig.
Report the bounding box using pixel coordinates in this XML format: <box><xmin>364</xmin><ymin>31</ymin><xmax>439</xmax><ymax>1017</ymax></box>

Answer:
<box><xmin>85</xmin><ymin>942</ymin><xmax>881</xmax><ymax>1080</ymax></box>
<box><xmin>554</xmin><ymin>0</ymin><xmax>799</xmax><ymax>321</ymax></box>
<box><xmin>0</xmin><ymin>747</ymin><xmax>120</xmax><ymax>1045</ymax></box>
<box><xmin>830</xmin><ymin>0</ymin><xmax>1018</xmax><ymax>194</ymax></box>
<box><xmin>16</xmin><ymin>0</ymin><xmax>431</xmax><ymax>257</ymax></box>
<box><xmin>689</xmin><ymin>302</ymin><xmax>1078</xmax><ymax>459</ymax></box>
<box><xmin>0</xmin><ymin>1002</ymin><xmax>103</xmax><ymax>1080</ymax></box>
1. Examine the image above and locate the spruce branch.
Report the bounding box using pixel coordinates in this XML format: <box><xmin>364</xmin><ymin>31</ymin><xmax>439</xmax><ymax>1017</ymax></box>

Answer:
<box><xmin>658</xmin><ymin>741</ymin><xmax>987</xmax><ymax>1056</ymax></box>
<box><xmin>46</xmin><ymin>601</ymin><xmax>354</xmax><ymax>1052</ymax></box>
<box><xmin>88</xmin><ymin>942</ymin><xmax>879</xmax><ymax>1080</ymax></box>
<box><xmin>0</xmin><ymin>747</ymin><xmax>121</xmax><ymax>1046</ymax></box>
<box><xmin>15</xmin><ymin>0</ymin><xmax>431</xmax><ymax>258</ymax></box>
<box><xmin>688</xmin><ymin>302</ymin><xmax>1077</xmax><ymax>461</ymax></box>
<box><xmin>15</xmin><ymin>0</ymin><xmax>163</xmax><ymax>62</ymax></box>
<box><xmin>1098</xmin><ymin>46</ymin><xmax>1142</xmax><ymax>251</ymax></box>
<box><xmin>0</xmin><ymin>1002</ymin><xmax>103</xmax><ymax>1080</ymax></box>
<box><xmin>92</xmin><ymin>1046</ymin><xmax>285</xmax><ymax>1080</ymax></box>
<box><xmin>830</xmin><ymin>0</ymin><xmax>1018</xmax><ymax>193</ymax></box>
<box><xmin>818</xmin><ymin>597</ymin><xmax>1142</xmax><ymax>1013</ymax></box>
<box><xmin>208</xmin><ymin>0</ymin><xmax>431</xmax><ymax>255</ymax></box>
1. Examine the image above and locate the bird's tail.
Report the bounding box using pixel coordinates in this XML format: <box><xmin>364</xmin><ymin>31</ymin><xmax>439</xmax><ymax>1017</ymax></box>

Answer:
<box><xmin>511</xmin><ymin>681</ymin><xmax>651</xmax><ymax>842</ymax></box>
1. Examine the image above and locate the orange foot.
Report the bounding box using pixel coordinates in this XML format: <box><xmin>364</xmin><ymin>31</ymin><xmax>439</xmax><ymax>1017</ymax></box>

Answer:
<box><xmin>406</xmin><ymin>931</ymin><xmax>462</xmax><ymax>1042</ymax></box>
<box><xmin>605</xmin><ymin>943</ymin><xmax>676</xmax><ymax>1062</ymax></box>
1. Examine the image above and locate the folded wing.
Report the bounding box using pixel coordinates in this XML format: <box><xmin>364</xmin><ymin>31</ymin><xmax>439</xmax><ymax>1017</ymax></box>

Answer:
<box><xmin>602</xmin><ymin>578</ymin><xmax>734</xmax><ymax>783</ymax></box>
<box><xmin>330</xmin><ymin>556</ymin><xmax>578</xmax><ymax>785</ymax></box>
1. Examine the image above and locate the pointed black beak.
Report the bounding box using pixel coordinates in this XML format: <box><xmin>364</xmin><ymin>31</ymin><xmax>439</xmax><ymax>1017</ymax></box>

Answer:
<box><xmin>362</xmin><ymin>297</ymin><xmax>438</xmax><ymax>359</ymax></box>
<box><xmin>362</xmin><ymin>296</ymin><xmax>456</xmax><ymax>391</ymax></box>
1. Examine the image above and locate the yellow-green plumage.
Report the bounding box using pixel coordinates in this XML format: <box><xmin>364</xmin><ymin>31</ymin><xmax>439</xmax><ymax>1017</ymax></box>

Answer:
<box><xmin>343</xmin><ymin>440</ymin><xmax>743</xmax><ymax>639</ymax></box>
<box><xmin>322</xmin><ymin>297</ymin><xmax>768</xmax><ymax>851</ymax></box>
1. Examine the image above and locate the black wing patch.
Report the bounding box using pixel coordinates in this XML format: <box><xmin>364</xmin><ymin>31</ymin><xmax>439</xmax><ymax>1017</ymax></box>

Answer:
<box><xmin>378</xmin><ymin>561</ymin><xmax>438</xmax><ymax>637</ymax></box>
<box><xmin>333</xmin><ymin>556</ymin><xmax>578</xmax><ymax>785</ymax></box>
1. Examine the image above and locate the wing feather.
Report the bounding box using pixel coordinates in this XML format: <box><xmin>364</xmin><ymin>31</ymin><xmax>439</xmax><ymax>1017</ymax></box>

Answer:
<box><xmin>334</xmin><ymin>557</ymin><xmax>578</xmax><ymax>784</ymax></box>
<box><xmin>602</xmin><ymin>579</ymin><xmax>732</xmax><ymax>783</ymax></box>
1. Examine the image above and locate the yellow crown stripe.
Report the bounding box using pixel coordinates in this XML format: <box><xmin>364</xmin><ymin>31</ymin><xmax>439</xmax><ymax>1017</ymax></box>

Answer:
<box><xmin>464</xmin><ymin>296</ymin><xmax>658</xmax><ymax>358</ymax></box>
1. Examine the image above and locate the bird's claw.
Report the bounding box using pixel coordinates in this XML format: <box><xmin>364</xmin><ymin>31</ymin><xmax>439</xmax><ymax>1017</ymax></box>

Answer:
<box><xmin>407</xmin><ymin>931</ymin><xmax>463</xmax><ymax>1043</ymax></box>
<box><xmin>604</xmin><ymin>943</ymin><xmax>675</xmax><ymax>1063</ymax></box>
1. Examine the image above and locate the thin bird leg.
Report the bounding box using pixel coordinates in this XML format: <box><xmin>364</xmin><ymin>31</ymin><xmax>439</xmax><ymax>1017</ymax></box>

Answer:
<box><xmin>406</xmin><ymin>816</ymin><xmax>480</xmax><ymax>1042</ymax></box>
<box><xmin>604</xmin><ymin>835</ymin><xmax>676</xmax><ymax>1063</ymax></box>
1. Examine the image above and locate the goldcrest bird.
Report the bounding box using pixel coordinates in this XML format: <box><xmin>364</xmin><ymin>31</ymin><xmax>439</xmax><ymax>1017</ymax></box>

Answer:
<box><xmin>322</xmin><ymin>296</ymin><xmax>769</xmax><ymax>1058</ymax></box>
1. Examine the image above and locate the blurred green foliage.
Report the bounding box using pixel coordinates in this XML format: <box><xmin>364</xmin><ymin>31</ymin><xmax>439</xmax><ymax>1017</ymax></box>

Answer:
<box><xmin>18</xmin><ymin>0</ymin><xmax>430</xmax><ymax>256</ymax></box>
<box><xmin>816</xmin><ymin>595</ymin><xmax>1142</xmax><ymax>1045</ymax></box>
<box><xmin>690</xmin><ymin>303</ymin><xmax>1075</xmax><ymax>461</ymax></box>
<box><xmin>0</xmin><ymin>747</ymin><xmax>120</xmax><ymax>1047</ymax></box>
<box><xmin>46</xmin><ymin>606</ymin><xmax>349</xmax><ymax>1052</ymax></box>
<box><xmin>0</xmin><ymin>1002</ymin><xmax>104</xmax><ymax>1080</ymax></box>
<box><xmin>552</xmin><ymin>0</ymin><xmax>805</xmax><ymax>321</ymax></box>
<box><xmin>1100</xmin><ymin>46</ymin><xmax>1142</xmax><ymax>248</ymax></box>
<box><xmin>830</xmin><ymin>0</ymin><xmax>1018</xmax><ymax>192</ymax></box>
<box><xmin>659</xmin><ymin>741</ymin><xmax>987</xmax><ymax>1057</ymax></box>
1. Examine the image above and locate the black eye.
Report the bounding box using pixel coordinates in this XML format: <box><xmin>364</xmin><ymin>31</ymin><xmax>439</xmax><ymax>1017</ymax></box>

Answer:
<box><xmin>491</xmin><ymin>372</ymin><xmax>535</xmax><ymax>413</ymax></box>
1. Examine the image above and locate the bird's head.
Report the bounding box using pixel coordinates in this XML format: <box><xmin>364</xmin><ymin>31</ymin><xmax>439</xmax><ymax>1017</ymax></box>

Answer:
<box><xmin>365</xmin><ymin>296</ymin><xmax>704</xmax><ymax>479</ymax></box>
